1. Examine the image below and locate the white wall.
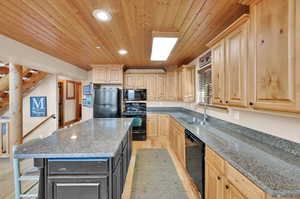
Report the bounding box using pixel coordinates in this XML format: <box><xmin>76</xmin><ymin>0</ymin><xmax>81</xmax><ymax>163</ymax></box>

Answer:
<box><xmin>0</xmin><ymin>34</ymin><xmax>88</xmax><ymax>81</ymax></box>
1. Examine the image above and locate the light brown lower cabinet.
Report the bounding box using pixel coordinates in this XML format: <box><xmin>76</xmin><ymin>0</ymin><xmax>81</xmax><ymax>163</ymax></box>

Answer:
<box><xmin>169</xmin><ymin>118</ymin><xmax>186</xmax><ymax>167</ymax></box>
<box><xmin>224</xmin><ymin>180</ymin><xmax>247</xmax><ymax>199</ymax></box>
<box><xmin>205</xmin><ymin>147</ymin><xmax>300</xmax><ymax>199</ymax></box>
<box><xmin>147</xmin><ymin>114</ymin><xmax>169</xmax><ymax>137</ymax></box>
<box><xmin>205</xmin><ymin>161</ymin><xmax>225</xmax><ymax>199</ymax></box>
<box><xmin>147</xmin><ymin>114</ymin><xmax>159</xmax><ymax>137</ymax></box>
<box><xmin>158</xmin><ymin>114</ymin><xmax>169</xmax><ymax>136</ymax></box>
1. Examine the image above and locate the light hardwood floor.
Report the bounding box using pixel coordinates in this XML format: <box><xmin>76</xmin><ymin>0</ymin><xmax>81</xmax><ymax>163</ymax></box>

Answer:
<box><xmin>122</xmin><ymin>137</ymin><xmax>202</xmax><ymax>199</ymax></box>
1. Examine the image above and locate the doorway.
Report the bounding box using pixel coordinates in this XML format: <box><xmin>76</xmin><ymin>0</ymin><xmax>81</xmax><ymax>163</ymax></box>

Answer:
<box><xmin>58</xmin><ymin>80</ymin><xmax>82</xmax><ymax>128</ymax></box>
<box><xmin>58</xmin><ymin>81</ymin><xmax>64</xmax><ymax>128</ymax></box>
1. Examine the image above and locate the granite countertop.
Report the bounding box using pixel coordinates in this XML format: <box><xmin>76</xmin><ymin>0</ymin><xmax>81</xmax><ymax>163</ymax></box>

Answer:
<box><xmin>14</xmin><ymin>118</ymin><xmax>133</xmax><ymax>159</ymax></box>
<box><xmin>148</xmin><ymin>107</ymin><xmax>300</xmax><ymax>198</ymax></box>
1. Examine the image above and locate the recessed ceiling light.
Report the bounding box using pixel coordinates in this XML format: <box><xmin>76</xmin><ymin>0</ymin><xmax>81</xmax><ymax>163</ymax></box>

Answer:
<box><xmin>93</xmin><ymin>9</ymin><xmax>112</xmax><ymax>22</ymax></box>
<box><xmin>71</xmin><ymin>135</ymin><xmax>77</xmax><ymax>140</ymax></box>
<box><xmin>151</xmin><ymin>37</ymin><xmax>178</xmax><ymax>61</ymax></box>
<box><xmin>96</xmin><ymin>46</ymin><xmax>101</xmax><ymax>49</ymax></box>
<box><xmin>118</xmin><ymin>49</ymin><xmax>128</xmax><ymax>55</ymax></box>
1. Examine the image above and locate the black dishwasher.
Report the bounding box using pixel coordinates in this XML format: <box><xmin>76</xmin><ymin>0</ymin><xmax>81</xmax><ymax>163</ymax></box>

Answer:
<box><xmin>185</xmin><ymin>129</ymin><xmax>205</xmax><ymax>198</ymax></box>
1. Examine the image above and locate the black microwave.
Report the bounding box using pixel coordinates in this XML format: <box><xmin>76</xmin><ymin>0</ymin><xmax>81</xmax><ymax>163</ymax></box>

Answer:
<box><xmin>123</xmin><ymin>89</ymin><xmax>147</xmax><ymax>101</ymax></box>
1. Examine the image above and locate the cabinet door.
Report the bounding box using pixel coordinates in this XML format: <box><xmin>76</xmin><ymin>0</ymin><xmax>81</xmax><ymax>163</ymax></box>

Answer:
<box><xmin>108</xmin><ymin>67</ymin><xmax>123</xmax><ymax>84</ymax></box>
<box><xmin>93</xmin><ymin>67</ymin><xmax>107</xmax><ymax>83</ymax></box>
<box><xmin>158</xmin><ymin>115</ymin><xmax>169</xmax><ymax>136</ymax></box>
<box><xmin>124</xmin><ymin>74</ymin><xmax>137</xmax><ymax>89</ymax></box>
<box><xmin>225</xmin><ymin>22</ymin><xmax>248</xmax><ymax>107</ymax></box>
<box><xmin>135</xmin><ymin>75</ymin><xmax>146</xmax><ymax>89</ymax></box>
<box><xmin>177</xmin><ymin>70</ymin><xmax>183</xmax><ymax>101</ymax></box>
<box><xmin>166</xmin><ymin>71</ymin><xmax>178</xmax><ymax>100</ymax></box>
<box><xmin>211</xmin><ymin>40</ymin><xmax>226</xmax><ymax>105</ymax></box>
<box><xmin>249</xmin><ymin>0</ymin><xmax>300</xmax><ymax>113</ymax></box>
<box><xmin>182</xmin><ymin>67</ymin><xmax>195</xmax><ymax>102</ymax></box>
<box><xmin>157</xmin><ymin>74</ymin><xmax>166</xmax><ymax>100</ymax></box>
<box><xmin>48</xmin><ymin>176</ymin><xmax>108</xmax><ymax>199</ymax></box>
<box><xmin>224</xmin><ymin>182</ymin><xmax>246</xmax><ymax>199</ymax></box>
<box><xmin>176</xmin><ymin>128</ymin><xmax>185</xmax><ymax>167</ymax></box>
<box><xmin>147</xmin><ymin>115</ymin><xmax>158</xmax><ymax>137</ymax></box>
<box><xmin>144</xmin><ymin>75</ymin><xmax>157</xmax><ymax>101</ymax></box>
<box><xmin>205</xmin><ymin>162</ymin><xmax>224</xmax><ymax>199</ymax></box>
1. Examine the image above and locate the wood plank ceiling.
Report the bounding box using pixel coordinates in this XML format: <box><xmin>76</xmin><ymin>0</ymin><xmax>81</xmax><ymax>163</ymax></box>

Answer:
<box><xmin>0</xmin><ymin>0</ymin><xmax>248</xmax><ymax>70</ymax></box>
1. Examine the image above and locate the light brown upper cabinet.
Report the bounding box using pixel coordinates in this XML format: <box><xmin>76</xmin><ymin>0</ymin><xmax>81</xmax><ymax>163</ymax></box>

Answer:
<box><xmin>124</xmin><ymin>73</ymin><xmax>166</xmax><ymax>101</ymax></box>
<box><xmin>225</xmin><ymin>21</ymin><xmax>249</xmax><ymax>107</ymax></box>
<box><xmin>166</xmin><ymin>71</ymin><xmax>178</xmax><ymax>101</ymax></box>
<box><xmin>156</xmin><ymin>74</ymin><xmax>166</xmax><ymax>101</ymax></box>
<box><xmin>124</xmin><ymin>74</ymin><xmax>138</xmax><ymax>88</ymax></box>
<box><xmin>92</xmin><ymin>65</ymin><xmax>124</xmax><ymax>84</ymax></box>
<box><xmin>208</xmin><ymin>14</ymin><xmax>249</xmax><ymax>107</ymax></box>
<box><xmin>248</xmin><ymin>0</ymin><xmax>300</xmax><ymax>113</ymax></box>
<box><xmin>144</xmin><ymin>74</ymin><xmax>157</xmax><ymax>101</ymax></box>
<box><xmin>210</xmin><ymin>40</ymin><xmax>226</xmax><ymax>105</ymax></box>
<box><xmin>177</xmin><ymin>65</ymin><xmax>195</xmax><ymax>103</ymax></box>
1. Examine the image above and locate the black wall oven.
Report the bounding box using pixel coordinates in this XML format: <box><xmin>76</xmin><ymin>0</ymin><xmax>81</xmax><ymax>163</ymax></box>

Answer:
<box><xmin>122</xmin><ymin>103</ymin><xmax>146</xmax><ymax>141</ymax></box>
<box><xmin>123</xmin><ymin>89</ymin><xmax>147</xmax><ymax>101</ymax></box>
<box><xmin>185</xmin><ymin>129</ymin><xmax>205</xmax><ymax>198</ymax></box>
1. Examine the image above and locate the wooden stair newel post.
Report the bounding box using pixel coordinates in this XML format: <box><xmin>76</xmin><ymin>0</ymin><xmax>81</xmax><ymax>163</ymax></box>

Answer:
<box><xmin>9</xmin><ymin>62</ymin><xmax>23</xmax><ymax>148</ymax></box>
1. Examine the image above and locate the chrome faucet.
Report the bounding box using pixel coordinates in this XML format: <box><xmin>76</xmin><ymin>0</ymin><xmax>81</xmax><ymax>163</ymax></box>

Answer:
<box><xmin>200</xmin><ymin>84</ymin><xmax>211</xmax><ymax>126</ymax></box>
<box><xmin>200</xmin><ymin>102</ymin><xmax>208</xmax><ymax>126</ymax></box>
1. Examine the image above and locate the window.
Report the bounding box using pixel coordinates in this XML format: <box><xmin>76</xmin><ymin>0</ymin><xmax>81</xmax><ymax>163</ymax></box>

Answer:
<box><xmin>197</xmin><ymin>67</ymin><xmax>212</xmax><ymax>104</ymax></box>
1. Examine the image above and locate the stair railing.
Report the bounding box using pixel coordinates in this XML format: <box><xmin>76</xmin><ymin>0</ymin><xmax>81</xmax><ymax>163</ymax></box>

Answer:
<box><xmin>22</xmin><ymin>114</ymin><xmax>56</xmax><ymax>143</ymax></box>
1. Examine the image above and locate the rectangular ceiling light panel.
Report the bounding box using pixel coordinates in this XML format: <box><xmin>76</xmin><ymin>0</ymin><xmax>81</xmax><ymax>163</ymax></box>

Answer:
<box><xmin>151</xmin><ymin>37</ymin><xmax>178</xmax><ymax>61</ymax></box>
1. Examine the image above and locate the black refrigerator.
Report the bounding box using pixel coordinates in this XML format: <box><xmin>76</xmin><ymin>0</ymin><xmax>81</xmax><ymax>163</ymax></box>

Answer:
<box><xmin>93</xmin><ymin>88</ymin><xmax>121</xmax><ymax>118</ymax></box>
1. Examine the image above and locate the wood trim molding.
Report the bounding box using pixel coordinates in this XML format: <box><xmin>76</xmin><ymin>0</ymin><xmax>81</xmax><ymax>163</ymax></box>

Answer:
<box><xmin>66</xmin><ymin>80</ymin><xmax>75</xmax><ymax>100</ymax></box>
<box><xmin>124</xmin><ymin>72</ymin><xmax>166</xmax><ymax>75</ymax></box>
<box><xmin>207</xmin><ymin>14</ymin><xmax>250</xmax><ymax>48</ymax></box>
<box><xmin>63</xmin><ymin>119</ymin><xmax>79</xmax><ymax>127</ymax></box>
<box><xmin>90</xmin><ymin>64</ymin><xmax>125</xmax><ymax>69</ymax></box>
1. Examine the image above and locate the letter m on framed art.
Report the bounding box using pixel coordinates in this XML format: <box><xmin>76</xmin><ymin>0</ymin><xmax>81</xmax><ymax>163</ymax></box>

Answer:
<box><xmin>30</xmin><ymin>96</ymin><xmax>47</xmax><ymax>117</ymax></box>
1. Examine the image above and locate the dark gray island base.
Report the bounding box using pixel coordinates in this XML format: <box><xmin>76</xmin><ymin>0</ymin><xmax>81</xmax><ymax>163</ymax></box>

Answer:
<box><xmin>15</xmin><ymin>118</ymin><xmax>133</xmax><ymax>199</ymax></box>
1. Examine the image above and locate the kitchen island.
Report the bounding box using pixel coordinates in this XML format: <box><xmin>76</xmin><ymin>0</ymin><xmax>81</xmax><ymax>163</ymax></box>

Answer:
<box><xmin>14</xmin><ymin>118</ymin><xmax>133</xmax><ymax>199</ymax></box>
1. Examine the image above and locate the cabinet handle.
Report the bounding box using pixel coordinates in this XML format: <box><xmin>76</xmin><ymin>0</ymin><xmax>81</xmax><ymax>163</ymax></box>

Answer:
<box><xmin>220</xmin><ymin>100</ymin><xmax>223</xmax><ymax>103</ymax></box>
<box><xmin>217</xmin><ymin>176</ymin><xmax>221</xmax><ymax>180</ymax></box>
<box><xmin>225</xmin><ymin>185</ymin><xmax>230</xmax><ymax>189</ymax></box>
<box><xmin>225</xmin><ymin>101</ymin><xmax>228</xmax><ymax>104</ymax></box>
<box><xmin>249</xmin><ymin>102</ymin><xmax>254</xmax><ymax>106</ymax></box>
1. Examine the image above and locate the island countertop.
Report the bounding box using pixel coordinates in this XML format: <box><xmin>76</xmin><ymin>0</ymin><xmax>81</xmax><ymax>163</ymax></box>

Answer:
<box><xmin>14</xmin><ymin>118</ymin><xmax>133</xmax><ymax>159</ymax></box>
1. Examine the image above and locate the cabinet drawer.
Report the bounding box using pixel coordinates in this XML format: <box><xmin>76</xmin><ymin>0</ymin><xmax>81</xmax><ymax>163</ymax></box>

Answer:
<box><xmin>225</xmin><ymin>162</ymin><xmax>265</xmax><ymax>199</ymax></box>
<box><xmin>48</xmin><ymin>158</ymin><xmax>109</xmax><ymax>175</ymax></box>
<box><xmin>205</xmin><ymin>147</ymin><xmax>225</xmax><ymax>173</ymax></box>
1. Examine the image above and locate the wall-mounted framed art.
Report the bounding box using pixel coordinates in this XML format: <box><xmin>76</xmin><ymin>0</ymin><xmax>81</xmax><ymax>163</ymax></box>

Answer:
<box><xmin>30</xmin><ymin>96</ymin><xmax>47</xmax><ymax>117</ymax></box>
<box><xmin>66</xmin><ymin>80</ymin><xmax>75</xmax><ymax>100</ymax></box>
<box><xmin>83</xmin><ymin>84</ymin><xmax>92</xmax><ymax>95</ymax></box>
